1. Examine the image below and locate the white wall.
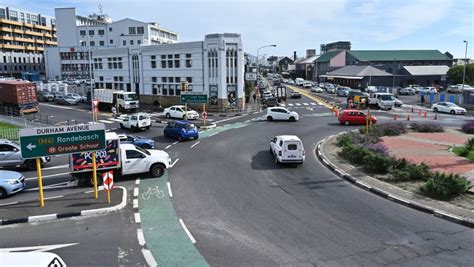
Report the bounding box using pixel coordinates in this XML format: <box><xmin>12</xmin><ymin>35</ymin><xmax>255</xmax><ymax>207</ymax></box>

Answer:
<box><xmin>55</xmin><ymin>8</ymin><xmax>79</xmax><ymax>47</ymax></box>
<box><xmin>44</xmin><ymin>47</ymin><xmax>61</xmax><ymax>80</ymax></box>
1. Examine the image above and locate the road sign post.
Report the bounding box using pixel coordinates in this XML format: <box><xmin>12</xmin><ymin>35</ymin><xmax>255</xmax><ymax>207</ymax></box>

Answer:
<box><xmin>92</xmin><ymin>151</ymin><xmax>98</xmax><ymax>199</ymax></box>
<box><xmin>102</xmin><ymin>171</ymin><xmax>114</xmax><ymax>204</ymax></box>
<box><xmin>202</xmin><ymin>104</ymin><xmax>207</xmax><ymax>127</ymax></box>
<box><xmin>35</xmin><ymin>158</ymin><xmax>45</xmax><ymax>207</ymax></box>
<box><xmin>180</xmin><ymin>94</ymin><xmax>208</xmax><ymax>104</ymax></box>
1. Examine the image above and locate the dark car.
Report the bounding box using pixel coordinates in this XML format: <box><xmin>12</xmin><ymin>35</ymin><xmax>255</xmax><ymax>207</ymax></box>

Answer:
<box><xmin>117</xmin><ymin>134</ymin><xmax>155</xmax><ymax>149</ymax></box>
<box><xmin>290</xmin><ymin>92</ymin><xmax>301</xmax><ymax>99</ymax></box>
<box><xmin>265</xmin><ymin>97</ymin><xmax>278</xmax><ymax>107</ymax></box>
<box><xmin>37</xmin><ymin>90</ymin><xmax>55</xmax><ymax>102</ymax></box>
<box><xmin>164</xmin><ymin>121</ymin><xmax>199</xmax><ymax>141</ymax></box>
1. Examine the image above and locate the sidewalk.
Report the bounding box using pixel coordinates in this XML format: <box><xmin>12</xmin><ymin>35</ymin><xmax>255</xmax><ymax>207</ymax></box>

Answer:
<box><xmin>0</xmin><ymin>187</ymin><xmax>126</xmax><ymax>226</ymax></box>
<box><xmin>317</xmin><ymin>134</ymin><xmax>474</xmax><ymax>227</ymax></box>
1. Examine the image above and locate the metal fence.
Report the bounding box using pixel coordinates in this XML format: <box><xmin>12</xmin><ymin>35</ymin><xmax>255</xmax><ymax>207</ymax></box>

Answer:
<box><xmin>0</xmin><ymin>128</ymin><xmax>19</xmax><ymax>140</ymax></box>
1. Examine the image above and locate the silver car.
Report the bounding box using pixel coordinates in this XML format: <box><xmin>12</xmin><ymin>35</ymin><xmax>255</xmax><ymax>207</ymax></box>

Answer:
<box><xmin>0</xmin><ymin>170</ymin><xmax>25</xmax><ymax>199</ymax></box>
<box><xmin>0</xmin><ymin>139</ymin><xmax>51</xmax><ymax>170</ymax></box>
<box><xmin>65</xmin><ymin>93</ymin><xmax>83</xmax><ymax>103</ymax></box>
<box><xmin>55</xmin><ymin>94</ymin><xmax>78</xmax><ymax>105</ymax></box>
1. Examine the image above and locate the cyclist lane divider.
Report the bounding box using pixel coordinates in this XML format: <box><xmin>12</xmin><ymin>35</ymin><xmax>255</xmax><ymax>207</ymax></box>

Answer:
<box><xmin>199</xmin><ymin>122</ymin><xmax>248</xmax><ymax>139</ymax></box>
<box><xmin>138</xmin><ymin>172</ymin><xmax>208</xmax><ymax>266</ymax></box>
<box><xmin>286</xmin><ymin>85</ymin><xmax>335</xmax><ymax>110</ymax></box>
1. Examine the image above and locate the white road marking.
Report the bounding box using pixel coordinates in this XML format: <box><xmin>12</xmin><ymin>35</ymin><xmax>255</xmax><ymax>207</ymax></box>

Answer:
<box><xmin>310</xmin><ymin>103</ymin><xmax>317</xmax><ymax>106</ymax></box>
<box><xmin>167</xmin><ymin>182</ymin><xmax>173</xmax><ymax>198</ymax></box>
<box><xmin>179</xmin><ymin>218</ymin><xmax>196</xmax><ymax>244</ymax></box>
<box><xmin>209</xmin><ymin>133</ymin><xmax>218</xmax><ymax>137</ymax></box>
<box><xmin>0</xmin><ymin>243</ymin><xmax>78</xmax><ymax>253</ymax></box>
<box><xmin>214</xmin><ymin>115</ymin><xmax>244</xmax><ymax>124</ymax></box>
<box><xmin>280</xmin><ymin>104</ymin><xmax>286</xmax><ymax>107</ymax></box>
<box><xmin>29</xmin><ymin>213</ymin><xmax>57</xmax><ymax>222</ymax></box>
<box><xmin>26</xmin><ymin>172</ymin><xmax>70</xmax><ymax>181</ymax></box>
<box><xmin>288</xmin><ymin>103</ymin><xmax>294</xmax><ymax>106</ymax></box>
<box><xmin>172</xmin><ymin>141</ymin><xmax>179</xmax><ymax>145</ymax></box>
<box><xmin>137</xmin><ymin>229</ymin><xmax>146</xmax><ymax>246</ymax></box>
<box><xmin>43</xmin><ymin>195</ymin><xmax>64</xmax><ymax>200</ymax></box>
<box><xmin>296</xmin><ymin>103</ymin><xmax>301</xmax><ymax>106</ymax></box>
<box><xmin>190</xmin><ymin>141</ymin><xmax>200</xmax><ymax>148</ymax></box>
<box><xmin>133</xmin><ymin>199</ymin><xmax>138</xmax><ymax>209</ymax></box>
<box><xmin>98</xmin><ymin>120</ymin><xmax>114</xmax><ymax>124</ymax></box>
<box><xmin>133</xmin><ymin>187</ymin><xmax>139</xmax><ymax>197</ymax></box>
<box><xmin>303</xmin><ymin>103</ymin><xmax>309</xmax><ymax>106</ymax></box>
<box><xmin>134</xmin><ymin>213</ymin><xmax>141</xmax><ymax>223</ymax></box>
<box><xmin>135</xmin><ymin>178</ymin><xmax>140</xmax><ymax>185</ymax></box>
<box><xmin>0</xmin><ymin>201</ymin><xmax>18</xmax><ymax>206</ymax></box>
<box><xmin>170</xmin><ymin>158</ymin><xmax>179</xmax><ymax>168</ymax></box>
<box><xmin>142</xmin><ymin>249</ymin><xmax>157</xmax><ymax>267</ymax></box>
<box><xmin>165</xmin><ymin>145</ymin><xmax>171</xmax><ymax>150</ymax></box>
<box><xmin>41</xmin><ymin>164</ymin><xmax>68</xmax><ymax>170</ymax></box>
<box><xmin>108</xmin><ymin>118</ymin><xmax>123</xmax><ymax>122</ymax></box>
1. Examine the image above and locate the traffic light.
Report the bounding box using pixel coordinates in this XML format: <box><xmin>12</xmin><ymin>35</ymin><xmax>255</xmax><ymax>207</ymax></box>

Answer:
<box><xmin>181</xmin><ymin>81</ymin><xmax>189</xmax><ymax>91</ymax></box>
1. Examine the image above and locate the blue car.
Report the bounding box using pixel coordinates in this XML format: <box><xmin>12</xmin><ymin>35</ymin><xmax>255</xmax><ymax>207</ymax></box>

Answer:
<box><xmin>0</xmin><ymin>170</ymin><xmax>25</xmax><ymax>199</ymax></box>
<box><xmin>164</xmin><ymin>121</ymin><xmax>199</xmax><ymax>141</ymax></box>
<box><xmin>118</xmin><ymin>134</ymin><xmax>155</xmax><ymax>149</ymax></box>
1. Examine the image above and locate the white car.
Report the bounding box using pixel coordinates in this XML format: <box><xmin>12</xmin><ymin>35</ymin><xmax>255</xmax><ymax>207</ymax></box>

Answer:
<box><xmin>269</xmin><ymin>135</ymin><xmax>305</xmax><ymax>165</ymax></box>
<box><xmin>164</xmin><ymin>105</ymin><xmax>199</xmax><ymax>120</ymax></box>
<box><xmin>266</xmin><ymin>107</ymin><xmax>299</xmax><ymax>122</ymax></box>
<box><xmin>120</xmin><ymin>113</ymin><xmax>152</xmax><ymax>131</ymax></box>
<box><xmin>287</xmin><ymin>79</ymin><xmax>295</xmax><ymax>85</ymax></box>
<box><xmin>432</xmin><ymin>102</ymin><xmax>466</xmax><ymax>115</ymax></box>
<box><xmin>65</xmin><ymin>93</ymin><xmax>83</xmax><ymax>102</ymax></box>
<box><xmin>311</xmin><ymin>87</ymin><xmax>324</xmax><ymax>93</ymax></box>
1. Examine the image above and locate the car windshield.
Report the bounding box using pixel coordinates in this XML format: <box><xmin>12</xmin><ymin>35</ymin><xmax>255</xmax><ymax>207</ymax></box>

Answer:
<box><xmin>135</xmin><ymin>145</ymin><xmax>150</xmax><ymax>155</ymax></box>
<box><xmin>124</xmin><ymin>94</ymin><xmax>138</xmax><ymax>101</ymax></box>
<box><xmin>446</xmin><ymin>103</ymin><xmax>458</xmax><ymax>107</ymax></box>
<box><xmin>380</xmin><ymin>95</ymin><xmax>392</xmax><ymax>100</ymax></box>
<box><xmin>184</xmin><ymin>123</ymin><xmax>196</xmax><ymax>130</ymax></box>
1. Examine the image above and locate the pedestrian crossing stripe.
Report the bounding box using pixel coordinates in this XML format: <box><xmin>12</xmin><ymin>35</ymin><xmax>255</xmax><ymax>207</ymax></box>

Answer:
<box><xmin>280</xmin><ymin>104</ymin><xmax>286</xmax><ymax>107</ymax></box>
<box><xmin>296</xmin><ymin>103</ymin><xmax>301</xmax><ymax>106</ymax></box>
<box><xmin>109</xmin><ymin>118</ymin><xmax>123</xmax><ymax>122</ymax></box>
<box><xmin>98</xmin><ymin>119</ymin><xmax>114</xmax><ymax>124</ymax></box>
<box><xmin>303</xmin><ymin>103</ymin><xmax>309</xmax><ymax>106</ymax></box>
<box><xmin>310</xmin><ymin>103</ymin><xmax>317</xmax><ymax>106</ymax></box>
<box><xmin>288</xmin><ymin>103</ymin><xmax>294</xmax><ymax>106</ymax></box>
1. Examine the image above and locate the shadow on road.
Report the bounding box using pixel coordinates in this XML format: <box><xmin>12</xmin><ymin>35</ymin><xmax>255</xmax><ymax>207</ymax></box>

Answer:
<box><xmin>251</xmin><ymin>150</ymin><xmax>300</xmax><ymax>170</ymax></box>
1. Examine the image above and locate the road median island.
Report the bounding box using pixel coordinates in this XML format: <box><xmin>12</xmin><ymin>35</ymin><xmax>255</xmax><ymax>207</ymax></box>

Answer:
<box><xmin>0</xmin><ymin>187</ymin><xmax>125</xmax><ymax>226</ymax></box>
<box><xmin>316</xmin><ymin>126</ymin><xmax>474</xmax><ymax>228</ymax></box>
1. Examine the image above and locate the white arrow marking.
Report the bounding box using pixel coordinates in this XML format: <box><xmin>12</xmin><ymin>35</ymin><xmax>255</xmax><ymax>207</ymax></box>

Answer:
<box><xmin>26</xmin><ymin>143</ymin><xmax>36</xmax><ymax>151</ymax></box>
<box><xmin>0</xmin><ymin>243</ymin><xmax>78</xmax><ymax>253</ymax></box>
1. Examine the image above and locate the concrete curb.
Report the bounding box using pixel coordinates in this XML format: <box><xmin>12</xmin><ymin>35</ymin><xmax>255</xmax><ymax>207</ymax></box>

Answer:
<box><xmin>198</xmin><ymin>123</ymin><xmax>217</xmax><ymax>130</ymax></box>
<box><xmin>315</xmin><ymin>135</ymin><xmax>474</xmax><ymax>228</ymax></box>
<box><xmin>0</xmin><ymin>186</ymin><xmax>127</xmax><ymax>226</ymax></box>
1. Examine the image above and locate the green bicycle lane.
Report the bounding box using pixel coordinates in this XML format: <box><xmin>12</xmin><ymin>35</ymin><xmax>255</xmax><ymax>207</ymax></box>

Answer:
<box><xmin>199</xmin><ymin>122</ymin><xmax>249</xmax><ymax>138</ymax></box>
<box><xmin>139</xmin><ymin>172</ymin><xmax>208</xmax><ymax>266</ymax></box>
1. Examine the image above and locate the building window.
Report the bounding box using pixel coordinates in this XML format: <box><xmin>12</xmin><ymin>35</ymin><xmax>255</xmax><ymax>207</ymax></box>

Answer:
<box><xmin>152</xmin><ymin>86</ymin><xmax>158</xmax><ymax>95</ymax></box>
<box><xmin>186</xmin><ymin>53</ymin><xmax>191</xmax><ymax>58</ymax></box>
<box><xmin>151</xmin><ymin>61</ymin><xmax>156</xmax><ymax>68</ymax></box>
<box><xmin>98</xmin><ymin>29</ymin><xmax>105</xmax><ymax>35</ymax></box>
<box><xmin>167</xmin><ymin>54</ymin><xmax>172</xmax><ymax>59</ymax></box>
<box><xmin>129</xmin><ymin>27</ymin><xmax>136</xmax><ymax>34</ymax></box>
<box><xmin>161</xmin><ymin>55</ymin><xmax>166</xmax><ymax>59</ymax></box>
<box><xmin>80</xmin><ymin>30</ymin><xmax>86</xmax><ymax>36</ymax></box>
<box><xmin>162</xmin><ymin>77</ymin><xmax>167</xmax><ymax>83</ymax></box>
<box><xmin>89</xmin><ymin>30</ymin><xmax>94</xmax><ymax>35</ymax></box>
<box><xmin>137</xmin><ymin>27</ymin><xmax>144</xmax><ymax>34</ymax></box>
<box><xmin>81</xmin><ymin>42</ymin><xmax>86</xmax><ymax>47</ymax></box>
<box><xmin>123</xmin><ymin>40</ymin><xmax>126</xmax><ymax>46</ymax></box>
<box><xmin>186</xmin><ymin>77</ymin><xmax>192</xmax><ymax>83</ymax></box>
<box><xmin>167</xmin><ymin>60</ymin><xmax>172</xmax><ymax>68</ymax></box>
<box><xmin>100</xmin><ymin>76</ymin><xmax>104</xmax><ymax>81</ymax></box>
<box><xmin>151</xmin><ymin>55</ymin><xmax>156</xmax><ymax>60</ymax></box>
<box><xmin>109</xmin><ymin>27</ymin><xmax>113</xmax><ymax>32</ymax></box>
<box><xmin>152</xmin><ymin>77</ymin><xmax>157</xmax><ymax>83</ymax></box>
<box><xmin>90</xmin><ymin>41</ymin><xmax>95</xmax><ymax>46</ymax></box>
<box><xmin>110</xmin><ymin>40</ymin><xmax>113</xmax><ymax>44</ymax></box>
<box><xmin>130</xmin><ymin>40</ymin><xmax>134</xmax><ymax>45</ymax></box>
<box><xmin>161</xmin><ymin>61</ymin><xmax>166</xmax><ymax>68</ymax></box>
<box><xmin>174</xmin><ymin>54</ymin><xmax>180</xmax><ymax>59</ymax></box>
<box><xmin>169</xmin><ymin>77</ymin><xmax>174</xmax><ymax>83</ymax></box>
<box><xmin>174</xmin><ymin>60</ymin><xmax>180</xmax><ymax>68</ymax></box>
<box><xmin>99</xmin><ymin>41</ymin><xmax>105</xmax><ymax>46</ymax></box>
<box><xmin>186</xmin><ymin>59</ymin><xmax>192</xmax><ymax>68</ymax></box>
<box><xmin>175</xmin><ymin>77</ymin><xmax>180</xmax><ymax>83</ymax></box>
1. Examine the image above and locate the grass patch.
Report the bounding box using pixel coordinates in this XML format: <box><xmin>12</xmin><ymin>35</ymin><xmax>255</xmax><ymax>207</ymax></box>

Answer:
<box><xmin>453</xmin><ymin>146</ymin><xmax>474</xmax><ymax>161</ymax></box>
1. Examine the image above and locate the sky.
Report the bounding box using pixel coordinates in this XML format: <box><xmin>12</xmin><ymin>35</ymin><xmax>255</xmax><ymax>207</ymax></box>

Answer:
<box><xmin>4</xmin><ymin>0</ymin><xmax>473</xmax><ymax>59</ymax></box>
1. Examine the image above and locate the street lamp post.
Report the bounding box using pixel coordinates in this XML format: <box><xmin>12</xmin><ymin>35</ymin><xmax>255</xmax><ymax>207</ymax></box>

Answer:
<box><xmin>462</xmin><ymin>40</ymin><xmax>468</xmax><ymax>92</ymax></box>
<box><xmin>86</xmin><ymin>23</ymin><xmax>95</xmax><ymax>122</ymax></box>
<box><xmin>256</xmin><ymin>44</ymin><xmax>276</xmax><ymax>78</ymax></box>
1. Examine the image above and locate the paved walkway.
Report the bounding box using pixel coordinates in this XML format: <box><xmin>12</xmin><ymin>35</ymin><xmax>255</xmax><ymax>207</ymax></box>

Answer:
<box><xmin>382</xmin><ymin>128</ymin><xmax>474</xmax><ymax>183</ymax></box>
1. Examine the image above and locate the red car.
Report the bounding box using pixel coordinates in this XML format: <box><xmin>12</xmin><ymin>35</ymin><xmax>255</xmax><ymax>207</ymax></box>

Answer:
<box><xmin>338</xmin><ymin>109</ymin><xmax>377</xmax><ymax>126</ymax></box>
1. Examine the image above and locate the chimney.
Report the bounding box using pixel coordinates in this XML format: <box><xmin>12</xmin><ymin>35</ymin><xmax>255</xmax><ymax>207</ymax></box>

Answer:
<box><xmin>293</xmin><ymin>51</ymin><xmax>297</xmax><ymax>61</ymax></box>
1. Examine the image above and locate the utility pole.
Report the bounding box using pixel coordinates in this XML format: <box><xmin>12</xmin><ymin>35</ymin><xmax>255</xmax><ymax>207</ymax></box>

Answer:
<box><xmin>462</xmin><ymin>40</ymin><xmax>468</xmax><ymax>92</ymax></box>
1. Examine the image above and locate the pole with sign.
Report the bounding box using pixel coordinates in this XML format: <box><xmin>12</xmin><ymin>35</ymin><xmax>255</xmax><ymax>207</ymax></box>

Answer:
<box><xmin>92</xmin><ymin>100</ymin><xmax>99</xmax><ymax>123</ymax></box>
<box><xmin>181</xmin><ymin>81</ymin><xmax>189</xmax><ymax>120</ymax></box>
<box><xmin>202</xmin><ymin>105</ymin><xmax>207</xmax><ymax>127</ymax></box>
<box><xmin>35</xmin><ymin>158</ymin><xmax>45</xmax><ymax>207</ymax></box>
<box><xmin>102</xmin><ymin>171</ymin><xmax>114</xmax><ymax>204</ymax></box>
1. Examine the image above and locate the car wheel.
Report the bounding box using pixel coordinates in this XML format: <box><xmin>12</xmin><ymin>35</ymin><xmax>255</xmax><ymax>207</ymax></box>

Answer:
<box><xmin>142</xmin><ymin>144</ymin><xmax>151</xmax><ymax>149</ymax></box>
<box><xmin>0</xmin><ymin>187</ymin><xmax>7</xmax><ymax>199</ymax></box>
<box><xmin>274</xmin><ymin>156</ymin><xmax>279</xmax><ymax>165</ymax></box>
<box><xmin>177</xmin><ymin>135</ymin><xmax>183</xmax><ymax>142</ymax></box>
<box><xmin>25</xmin><ymin>159</ymin><xmax>36</xmax><ymax>171</ymax></box>
<box><xmin>166</xmin><ymin>113</ymin><xmax>171</xmax><ymax>119</ymax></box>
<box><xmin>344</xmin><ymin>121</ymin><xmax>350</xmax><ymax>126</ymax></box>
<box><xmin>270</xmin><ymin>147</ymin><xmax>273</xmax><ymax>154</ymax></box>
<box><xmin>182</xmin><ymin>115</ymin><xmax>187</xmax><ymax>120</ymax></box>
<box><xmin>150</xmin><ymin>164</ymin><xmax>165</xmax><ymax>178</ymax></box>
<box><xmin>450</xmin><ymin>110</ymin><xmax>455</xmax><ymax>115</ymax></box>
<box><xmin>289</xmin><ymin>117</ymin><xmax>296</xmax><ymax>122</ymax></box>
<box><xmin>267</xmin><ymin>116</ymin><xmax>273</xmax><ymax>121</ymax></box>
<box><xmin>433</xmin><ymin>108</ymin><xmax>438</xmax><ymax>112</ymax></box>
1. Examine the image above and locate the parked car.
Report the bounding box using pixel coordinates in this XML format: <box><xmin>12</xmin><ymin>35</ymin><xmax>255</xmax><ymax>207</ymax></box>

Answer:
<box><xmin>0</xmin><ymin>139</ymin><xmax>51</xmax><ymax>170</ymax></box>
<box><xmin>447</xmin><ymin>85</ymin><xmax>463</xmax><ymax>94</ymax></box>
<box><xmin>336</xmin><ymin>86</ymin><xmax>351</xmax><ymax>97</ymax></box>
<box><xmin>120</xmin><ymin>113</ymin><xmax>152</xmax><ymax>131</ymax></box>
<box><xmin>37</xmin><ymin>90</ymin><xmax>55</xmax><ymax>102</ymax></box>
<box><xmin>290</xmin><ymin>91</ymin><xmax>301</xmax><ymax>99</ymax></box>
<box><xmin>265</xmin><ymin>97</ymin><xmax>278</xmax><ymax>107</ymax></box>
<box><xmin>431</xmin><ymin>102</ymin><xmax>466</xmax><ymax>115</ymax></box>
<box><xmin>295</xmin><ymin>78</ymin><xmax>305</xmax><ymax>86</ymax></box>
<box><xmin>311</xmin><ymin>87</ymin><xmax>324</xmax><ymax>93</ymax></box>
<box><xmin>393</xmin><ymin>97</ymin><xmax>403</xmax><ymax>107</ymax></box>
<box><xmin>164</xmin><ymin>105</ymin><xmax>199</xmax><ymax>120</ymax></box>
<box><xmin>0</xmin><ymin>170</ymin><xmax>25</xmax><ymax>199</ymax></box>
<box><xmin>420</xmin><ymin>87</ymin><xmax>437</xmax><ymax>95</ymax></box>
<box><xmin>266</xmin><ymin>107</ymin><xmax>299</xmax><ymax>122</ymax></box>
<box><xmin>303</xmin><ymin>81</ymin><xmax>312</xmax><ymax>88</ymax></box>
<box><xmin>117</xmin><ymin>134</ymin><xmax>155</xmax><ymax>149</ymax></box>
<box><xmin>399</xmin><ymin>87</ymin><xmax>416</xmax><ymax>95</ymax></box>
<box><xmin>269</xmin><ymin>135</ymin><xmax>305</xmax><ymax>165</ymax></box>
<box><xmin>287</xmin><ymin>79</ymin><xmax>295</xmax><ymax>85</ymax></box>
<box><xmin>163</xmin><ymin>120</ymin><xmax>199</xmax><ymax>141</ymax></box>
<box><xmin>325</xmin><ymin>83</ymin><xmax>336</xmax><ymax>93</ymax></box>
<box><xmin>338</xmin><ymin>109</ymin><xmax>377</xmax><ymax>126</ymax></box>
<box><xmin>55</xmin><ymin>94</ymin><xmax>78</xmax><ymax>105</ymax></box>
<box><xmin>65</xmin><ymin>93</ymin><xmax>83</xmax><ymax>103</ymax></box>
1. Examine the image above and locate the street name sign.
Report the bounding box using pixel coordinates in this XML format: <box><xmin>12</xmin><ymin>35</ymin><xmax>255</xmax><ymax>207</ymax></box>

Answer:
<box><xmin>180</xmin><ymin>94</ymin><xmax>208</xmax><ymax>104</ymax></box>
<box><xmin>19</xmin><ymin>124</ymin><xmax>106</xmax><ymax>159</ymax></box>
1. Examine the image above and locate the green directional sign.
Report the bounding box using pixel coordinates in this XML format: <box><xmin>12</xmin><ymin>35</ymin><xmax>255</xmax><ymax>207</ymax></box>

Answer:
<box><xmin>19</xmin><ymin>124</ymin><xmax>106</xmax><ymax>159</ymax></box>
<box><xmin>180</xmin><ymin>94</ymin><xmax>208</xmax><ymax>104</ymax></box>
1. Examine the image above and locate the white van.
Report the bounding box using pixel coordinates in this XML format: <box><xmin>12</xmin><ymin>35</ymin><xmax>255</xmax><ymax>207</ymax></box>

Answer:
<box><xmin>270</xmin><ymin>135</ymin><xmax>305</xmax><ymax>165</ymax></box>
<box><xmin>295</xmin><ymin>78</ymin><xmax>305</xmax><ymax>86</ymax></box>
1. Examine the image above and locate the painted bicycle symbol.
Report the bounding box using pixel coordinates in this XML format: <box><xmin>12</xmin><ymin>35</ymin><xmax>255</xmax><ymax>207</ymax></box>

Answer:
<box><xmin>142</xmin><ymin>186</ymin><xmax>165</xmax><ymax>200</ymax></box>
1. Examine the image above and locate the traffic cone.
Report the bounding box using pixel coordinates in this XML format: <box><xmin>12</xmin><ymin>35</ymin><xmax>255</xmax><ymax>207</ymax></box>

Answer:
<box><xmin>411</xmin><ymin>106</ymin><xmax>414</xmax><ymax>113</ymax></box>
<box><xmin>407</xmin><ymin>114</ymin><xmax>410</xmax><ymax>121</ymax></box>
<box><xmin>393</xmin><ymin>114</ymin><xmax>397</xmax><ymax>120</ymax></box>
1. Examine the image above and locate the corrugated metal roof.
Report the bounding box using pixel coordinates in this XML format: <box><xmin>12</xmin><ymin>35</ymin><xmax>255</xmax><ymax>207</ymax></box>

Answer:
<box><xmin>348</xmin><ymin>50</ymin><xmax>450</xmax><ymax>61</ymax></box>
<box><xmin>403</xmin><ymin>65</ymin><xmax>449</xmax><ymax>75</ymax></box>
<box><xmin>299</xmin><ymin>55</ymin><xmax>319</xmax><ymax>64</ymax></box>
<box><xmin>316</xmin><ymin>50</ymin><xmax>343</xmax><ymax>62</ymax></box>
<box><xmin>325</xmin><ymin>66</ymin><xmax>392</xmax><ymax>77</ymax></box>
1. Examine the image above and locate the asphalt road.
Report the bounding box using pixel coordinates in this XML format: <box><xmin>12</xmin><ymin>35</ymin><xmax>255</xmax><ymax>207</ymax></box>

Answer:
<box><xmin>168</xmin><ymin>93</ymin><xmax>474</xmax><ymax>266</ymax></box>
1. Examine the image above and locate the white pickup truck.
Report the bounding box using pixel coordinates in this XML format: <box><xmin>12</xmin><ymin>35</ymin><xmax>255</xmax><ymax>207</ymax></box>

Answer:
<box><xmin>368</xmin><ymin>93</ymin><xmax>395</xmax><ymax>110</ymax></box>
<box><xmin>70</xmin><ymin>132</ymin><xmax>171</xmax><ymax>186</ymax></box>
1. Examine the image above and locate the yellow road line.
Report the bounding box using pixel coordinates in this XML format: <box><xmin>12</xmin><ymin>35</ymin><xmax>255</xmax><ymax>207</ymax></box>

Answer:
<box><xmin>286</xmin><ymin>85</ymin><xmax>334</xmax><ymax>110</ymax></box>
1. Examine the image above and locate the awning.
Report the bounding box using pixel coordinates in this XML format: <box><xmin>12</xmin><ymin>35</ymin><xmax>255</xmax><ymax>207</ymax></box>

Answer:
<box><xmin>319</xmin><ymin>75</ymin><xmax>364</xmax><ymax>80</ymax></box>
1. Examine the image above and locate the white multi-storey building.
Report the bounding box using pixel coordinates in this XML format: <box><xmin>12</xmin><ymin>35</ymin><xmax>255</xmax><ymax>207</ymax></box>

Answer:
<box><xmin>44</xmin><ymin>7</ymin><xmax>178</xmax><ymax>80</ymax></box>
<box><xmin>92</xmin><ymin>33</ymin><xmax>245</xmax><ymax>110</ymax></box>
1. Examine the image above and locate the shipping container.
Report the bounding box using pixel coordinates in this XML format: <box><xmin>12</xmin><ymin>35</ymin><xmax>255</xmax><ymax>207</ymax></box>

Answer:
<box><xmin>0</xmin><ymin>80</ymin><xmax>39</xmax><ymax>114</ymax></box>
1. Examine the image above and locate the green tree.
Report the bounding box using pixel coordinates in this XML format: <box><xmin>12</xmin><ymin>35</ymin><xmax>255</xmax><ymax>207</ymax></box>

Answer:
<box><xmin>447</xmin><ymin>63</ymin><xmax>474</xmax><ymax>85</ymax></box>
